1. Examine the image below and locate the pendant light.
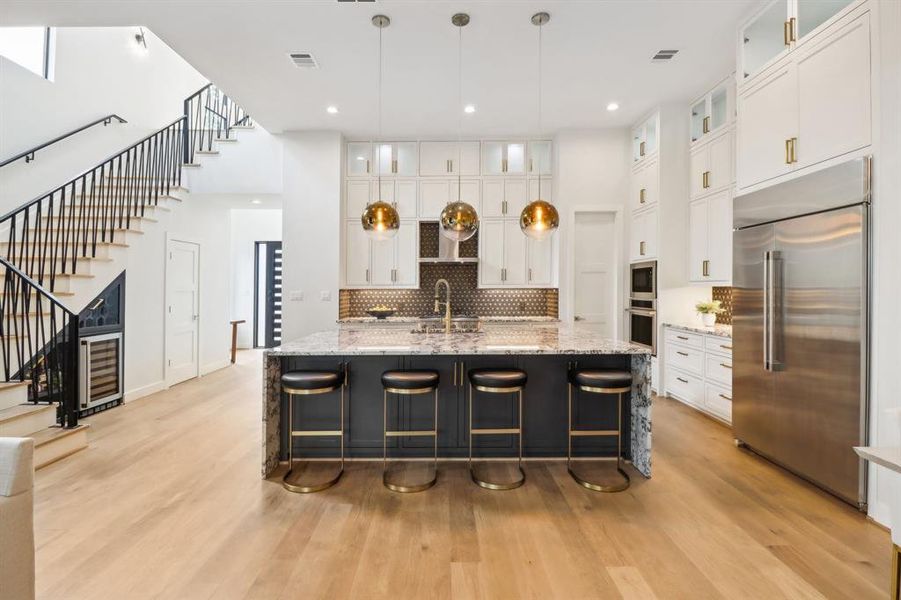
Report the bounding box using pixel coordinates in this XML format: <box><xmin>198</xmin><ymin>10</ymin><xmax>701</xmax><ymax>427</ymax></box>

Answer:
<box><xmin>440</xmin><ymin>13</ymin><xmax>479</xmax><ymax>242</ymax></box>
<box><xmin>362</xmin><ymin>14</ymin><xmax>400</xmax><ymax>241</ymax></box>
<box><xmin>520</xmin><ymin>12</ymin><xmax>559</xmax><ymax>240</ymax></box>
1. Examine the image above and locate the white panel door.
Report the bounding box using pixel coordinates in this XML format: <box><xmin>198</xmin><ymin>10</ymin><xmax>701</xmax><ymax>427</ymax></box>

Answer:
<box><xmin>707</xmin><ymin>130</ymin><xmax>734</xmax><ymax>192</ymax></box>
<box><xmin>481</xmin><ymin>180</ymin><xmax>505</xmax><ymax>218</ymax></box>
<box><xmin>394</xmin><ymin>180</ymin><xmax>417</xmax><ymax>218</ymax></box>
<box><xmin>737</xmin><ymin>65</ymin><xmax>798</xmax><ymax>188</ymax></box>
<box><xmin>689</xmin><ymin>145</ymin><xmax>709</xmax><ymax>200</ymax></box>
<box><xmin>371</xmin><ymin>179</ymin><xmax>394</xmax><ymax>204</ymax></box>
<box><xmin>796</xmin><ymin>12</ymin><xmax>871</xmax><ymax>168</ymax></box>
<box><xmin>418</xmin><ymin>180</ymin><xmax>450</xmax><ymax>219</ymax></box>
<box><xmin>370</xmin><ymin>236</ymin><xmax>395</xmax><ymax>286</ymax></box>
<box><xmin>345</xmin><ymin>220</ymin><xmax>371</xmax><ymax>286</ymax></box>
<box><xmin>504</xmin><ymin>179</ymin><xmax>529</xmax><ymax>217</ymax></box>
<box><xmin>394</xmin><ymin>222</ymin><xmax>418</xmax><ymax>286</ymax></box>
<box><xmin>478</xmin><ymin>219</ymin><xmax>505</xmax><ymax>286</ymax></box>
<box><xmin>503</xmin><ymin>219</ymin><xmax>527</xmax><ymax>285</ymax></box>
<box><xmin>504</xmin><ymin>143</ymin><xmax>526</xmax><ymax>175</ymax></box>
<box><xmin>419</xmin><ymin>142</ymin><xmax>454</xmax><ymax>176</ymax></box>
<box><xmin>394</xmin><ymin>142</ymin><xmax>418</xmax><ymax>176</ymax></box>
<box><xmin>630</xmin><ymin>164</ymin><xmax>646</xmax><ymax>212</ymax></box>
<box><xmin>643</xmin><ymin>207</ymin><xmax>659</xmax><ymax>259</ymax></box>
<box><xmin>706</xmin><ymin>190</ymin><xmax>733</xmax><ymax>282</ymax></box>
<box><xmin>166</xmin><ymin>239</ymin><xmax>199</xmax><ymax>386</ymax></box>
<box><xmin>643</xmin><ymin>160</ymin><xmax>659</xmax><ymax>207</ymax></box>
<box><xmin>574</xmin><ymin>212</ymin><xmax>616</xmax><ymax>335</ymax></box>
<box><xmin>688</xmin><ymin>198</ymin><xmax>709</xmax><ymax>281</ymax></box>
<box><xmin>345</xmin><ymin>180</ymin><xmax>370</xmax><ymax>218</ymax></box>
<box><xmin>527</xmin><ymin>236</ymin><xmax>554</xmax><ymax>286</ymax></box>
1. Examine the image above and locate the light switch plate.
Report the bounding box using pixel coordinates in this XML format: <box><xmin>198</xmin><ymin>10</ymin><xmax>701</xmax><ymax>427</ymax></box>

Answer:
<box><xmin>288</xmin><ymin>291</ymin><xmax>303</xmax><ymax>301</ymax></box>
<box><xmin>320</xmin><ymin>290</ymin><xmax>331</xmax><ymax>301</ymax></box>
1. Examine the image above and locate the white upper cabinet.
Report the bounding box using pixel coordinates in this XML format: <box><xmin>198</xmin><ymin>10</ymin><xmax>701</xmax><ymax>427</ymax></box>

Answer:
<box><xmin>419</xmin><ymin>141</ymin><xmax>479</xmax><ymax>176</ymax></box>
<box><xmin>690</xmin><ymin>78</ymin><xmax>734</xmax><ymax>145</ymax></box>
<box><xmin>528</xmin><ymin>178</ymin><xmax>553</xmax><ymax>203</ymax></box>
<box><xmin>419</xmin><ymin>179</ymin><xmax>480</xmax><ymax>220</ymax></box>
<box><xmin>346</xmin><ymin>142</ymin><xmax>373</xmax><ymax>177</ymax></box>
<box><xmin>527</xmin><ymin>236</ymin><xmax>554</xmax><ymax>286</ymax></box>
<box><xmin>630</xmin><ymin>160</ymin><xmax>658</xmax><ymax>212</ymax></box>
<box><xmin>736</xmin><ymin>5</ymin><xmax>871</xmax><ymax>190</ymax></box>
<box><xmin>528</xmin><ymin>141</ymin><xmax>553</xmax><ymax>176</ymax></box>
<box><xmin>482</xmin><ymin>179</ymin><xmax>526</xmax><ymax>218</ymax></box>
<box><xmin>393</xmin><ymin>223</ymin><xmax>418</xmax><ymax>286</ymax></box>
<box><xmin>630</xmin><ymin>208</ymin><xmax>658</xmax><ymax>262</ymax></box>
<box><xmin>631</xmin><ymin>114</ymin><xmax>659</xmax><ymax>164</ymax></box>
<box><xmin>796</xmin><ymin>0</ymin><xmax>854</xmax><ymax>39</ymax></box>
<box><xmin>483</xmin><ymin>142</ymin><xmax>527</xmax><ymax>175</ymax></box>
<box><xmin>689</xmin><ymin>190</ymin><xmax>732</xmax><ymax>283</ymax></box>
<box><xmin>478</xmin><ymin>218</ymin><xmax>553</xmax><ymax>288</ymax></box>
<box><xmin>478</xmin><ymin>220</ymin><xmax>505</xmax><ymax>286</ymax></box>
<box><xmin>690</xmin><ymin>130</ymin><xmax>733</xmax><ymax>199</ymax></box>
<box><xmin>345</xmin><ymin>220</ymin><xmax>372</xmax><ymax>286</ymax></box>
<box><xmin>346</xmin><ymin>180</ymin><xmax>371</xmax><ymax>219</ymax></box>
<box><xmin>345</xmin><ymin>220</ymin><xmax>419</xmax><ymax>289</ymax></box>
<box><xmin>503</xmin><ymin>220</ymin><xmax>528</xmax><ymax>285</ymax></box>
<box><xmin>375</xmin><ymin>142</ymin><xmax>418</xmax><ymax>176</ymax></box>
<box><xmin>370</xmin><ymin>179</ymin><xmax>417</xmax><ymax>219</ymax></box>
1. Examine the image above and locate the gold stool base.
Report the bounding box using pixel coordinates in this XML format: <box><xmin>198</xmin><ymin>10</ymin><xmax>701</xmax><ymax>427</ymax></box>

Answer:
<box><xmin>568</xmin><ymin>460</ymin><xmax>630</xmax><ymax>493</ymax></box>
<box><xmin>470</xmin><ymin>462</ymin><xmax>525</xmax><ymax>491</ymax></box>
<box><xmin>383</xmin><ymin>463</ymin><xmax>438</xmax><ymax>493</ymax></box>
<box><xmin>282</xmin><ymin>462</ymin><xmax>344</xmax><ymax>493</ymax></box>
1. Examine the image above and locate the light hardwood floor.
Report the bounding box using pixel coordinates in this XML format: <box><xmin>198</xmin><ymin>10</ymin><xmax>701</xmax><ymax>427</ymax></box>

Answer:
<box><xmin>33</xmin><ymin>350</ymin><xmax>891</xmax><ymax>599</ymax></box>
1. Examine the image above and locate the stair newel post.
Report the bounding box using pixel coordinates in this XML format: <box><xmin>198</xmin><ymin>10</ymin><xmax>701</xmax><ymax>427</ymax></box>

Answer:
<box><xmin>65</xmin><ymin>312</ymin><xmax>79</xmax><ymax>428</ymax></box>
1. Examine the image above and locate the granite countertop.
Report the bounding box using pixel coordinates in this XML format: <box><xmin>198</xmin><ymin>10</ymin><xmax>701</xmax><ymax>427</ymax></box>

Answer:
<box><xmin>337</xmin><ymin>316</ymin><xmax>560</xmax><ymax>324</ymax></box>
<box><xmin>267</xmin><ymin>323</ymin><xmax>649</xmax><ymax>356</ymax></box>
<box><xmin>664</xmin><ymin>322</ymin><xmax>733</xmax><ymax>339</ymax></box>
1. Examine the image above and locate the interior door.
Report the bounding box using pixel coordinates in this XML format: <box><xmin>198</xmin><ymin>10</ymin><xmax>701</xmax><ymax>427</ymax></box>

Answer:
<box><xmin>166</xmin><ymin>239</ymin><xmax>200</xmax><ymax>386</ymax></box>
<box><xmin>264</xmin><ymin>242</ymin><xmax>283</xmax><ymax>348</ymax></box>
<box><xmin>732</xmin><ymin>223</ymin><xmax>776</xmax><ymax>452</ymax></box>
<box><xmin>772</xmin><ymin>205</ymin><xmax>866</xmax><ymax>504</ymax></box>
<box><xmin>574</xmin><ymin>212</ymin><xmax>615</xmax><ymax>335</ymax></box>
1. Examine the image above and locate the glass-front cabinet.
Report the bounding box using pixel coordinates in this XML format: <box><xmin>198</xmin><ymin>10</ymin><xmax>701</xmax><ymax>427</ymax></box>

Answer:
<box><xmin>631</xmin><ymin>114</ymin><xmax>658</xmax><ymax>164</ymax></box>
<box><xmin>528</xmin><ymin>140</ymin><xmax>552</xmax><ymax>176</ymax></box>
<box><xmin>689</xmin><ymin>78</ymin><xmax>733</xmax><ymax>145</ymax></box>
<box><xmin>346</xmin><ymin>142</ymin><xmax>373</xmax><ymax>177</ymax></box>
<box><xmin>741</xmin><ymin>0</ymin><xmax>857</xmax><ymax>82</ymax></box>
<box><xmin>482</xmin><ymin>141</ymin><xmax>526</xmax><ymax>175</ymax></box>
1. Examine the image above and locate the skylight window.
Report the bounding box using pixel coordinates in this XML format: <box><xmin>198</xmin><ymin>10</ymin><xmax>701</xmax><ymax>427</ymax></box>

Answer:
<box><xmin>0</xmin><ymin>27</ymin><xmax>54</xmax><ymax>80</ymax></box>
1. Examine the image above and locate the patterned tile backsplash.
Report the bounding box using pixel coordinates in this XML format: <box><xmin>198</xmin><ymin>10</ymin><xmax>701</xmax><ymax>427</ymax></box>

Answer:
<box><xmin>340</xmin><ymin>262</ymin><xmax>558</xmax><ymax>319</ymax></box>
<box><xmin>712</xmin><ymin>286</ymin><xmax>733</xmax><ymax>325</ymax></box>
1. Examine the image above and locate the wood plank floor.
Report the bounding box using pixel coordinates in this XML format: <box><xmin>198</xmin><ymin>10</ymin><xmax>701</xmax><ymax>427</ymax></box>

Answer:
<box><xmin>33</xmin><ymin>350</ymin><xmax>891</xmax><ymax>599</ymax></box>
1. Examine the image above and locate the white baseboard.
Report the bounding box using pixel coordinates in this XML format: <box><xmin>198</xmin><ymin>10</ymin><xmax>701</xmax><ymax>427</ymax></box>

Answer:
<box><xmin>124</xmin><ymin>380</ymin><xmax>166</xmax><ymax>403</ymax></box>
<box><xmin>201</xmin><ymin>358</ymin><xmax>230</xmax><ymax>376</ymax></box>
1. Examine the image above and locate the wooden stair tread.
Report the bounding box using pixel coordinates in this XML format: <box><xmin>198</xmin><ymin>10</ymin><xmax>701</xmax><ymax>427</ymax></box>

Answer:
<box><xmin>0</xmin><ymin>290</ymin><xmax>74</xmax><ymax>297</ymax></box>
<box><xmin>29</xmin><ymin>424</ymin><xmax>90</xmax><ymax>447</ymax></box>
<box><xmin>0</xmin><ymin>403</ymin><xmax>54</xmax><ymax>424</ymax></box>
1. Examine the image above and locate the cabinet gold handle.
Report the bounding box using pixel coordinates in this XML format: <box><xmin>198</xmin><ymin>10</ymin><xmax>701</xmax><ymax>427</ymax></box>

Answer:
<box><xmin>366</xmin><ymin>159</ymin><xmax>370</xmax><ymax>173</ymax></box>
<box><xmin>453</xmin><ymin>361</ymin><xmax>458</xmax><ymax>386</ymax></box>
<box><xmin>790</xmin><ymin>137</ymin><xmax>797</xmax><ymax>164</ymax></box>
<box><xmin>640</xmin><ymin>241</ymin><xmax>646</xmax><ymax>256</ymax></box>
<box><xmin>639</xmin><ymin>141</ymin><xmax>646</xmax><ymax>157</ymax></box>
<box><xmin>789</xmin><ymin>17</ymin><xmax>797</xmax><ymax>42</ymax></box>
<box><xmin>719</xmin><ymin>393</ymin><xmax>732</xmax><ymax>401</ymax></box>
<box><xmin>392</xmin><ymin>159</ymin><xmax>397</xmax><ymax>173</ymax></box>
<box><xmin>502</xmin><ymin>158</ymin><xmax>508</xmax><ymax>173</ymax></box>
<box><xmin>785</xmin><ymin>139</ymin><xmax>792</xmax><ymax>164</ymax></box>
<box><xmin>365</xmin><ymin>268</ymin><xmax>369</xmax><ymax>282</ymax></box>
<box><xmin>784</xmin><ymin>20</ymin><xmax>792</xmax><ymax>45</ymax></box>
<box><xmin>677</xmin><ymin>377</ymin><xmax>689</xmax><ymax>384</ymax></box>
<box><xmin>639</xmin><ymin>188</ymin><xmax>646</xmax><ymax>204</ymax></box>
<box><xmin>704</xmin><ymin>171</ymin><xmax>712</xmax><ymax>188</ymax></box>
<box><xmin>703</xmin><ymin>116</ymin><xmax>710</xmax><ymax>134</ymax></box>
<box><xmin>529</xmin><ymin>267</ymin><xmax>533</xmax><ymax>281</ymax></box>
<box><xmin>720</xmin><ymin>363</ymin><xmax>732</xmax><ymax>369</ymax></box>
<box><xmin>702</xmin><ymin>259</ymin><xmax>710</xmax><ymax>277</ymax></box>
<box><xmin>529</xmin><ymin>158</ymin><xmax>533</xmax><ymax>172</ymax></box>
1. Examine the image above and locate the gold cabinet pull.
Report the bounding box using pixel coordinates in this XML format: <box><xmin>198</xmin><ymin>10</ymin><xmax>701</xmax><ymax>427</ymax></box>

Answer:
<box><xmin>528</xmin><ymin>267</ymin><xmax>533</xmax><ymax>281</ymax></box>
<box><xmin>702</xmin><ymin>116</ymin><xmax>710</xmax><ymax>134</ymax></box>
<box><xmin>391</xmin><ymin>159</ymin><xmax>398</xmax><ymax>173</ymax></box>
<box><xmin>784</xmin><ymin>20</ymin><xmax>792</xmax><ymax>45</ymax></box>
<box><xmin>785</xmin><ymin>139</ymin><xmax>792</xmax><ymax>164</ymax></box>
<box><xmin>789</xmin><ymin>17</ymin><xmax>797</xmax><ymax>42</ymax></box>
<box><xmin>790</xmin><ymin>137</ymin><xmax>797</xmax><ymax>164</ymax></box>
<box><xmin>502</xmin><ymin>158</ymin><xmax>508</xmax><ymax>173</ymax></box>
<box><xmin>639</xmin><ymin>188</ymin><xmax>646</xmax><ymax>204</ymax></box>
<box><xmin>639</xmin><ymin>141</ymin><xmax>646</xmax><ymax>157</ymax></box>
<box><xmin>453</xmin><ymin>361</ymin><xmax>458</xmax><ymax>386</ymax></box>
<box><xmin>639</xmin><ymin>241</ymin><xmax>646</xmax><ymax>256</ymax></box>
<box><xmin>365</xmin><ymin>268</ymin><xmax>369</xmax><ymax>282</ymax></box>
<box><xmin>529</xmin><ymin>158</ymin><xmax>533</xmax><ymax>172</ymax></box>
<box><xmin>702</xmin><ymin>259</ymin><xmax>710</xmax><ymax>277</ymax></box>
<box><xmin>366</xmin><ymin>159</ymin><xmax>370</xmax><ymax>173</ymax></box>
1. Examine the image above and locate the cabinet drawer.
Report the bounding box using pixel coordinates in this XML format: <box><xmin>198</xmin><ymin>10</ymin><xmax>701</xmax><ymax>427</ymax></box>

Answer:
<box><xmin>666</xmin><ymin>369</ymin><xmax>703</xmax><ymax>407</ymax></box>
<box><xmin>664</xmin><ymin>328</ymin><xmax>704</xmax><ymax>350</ymax></box>
<box><xmin>667</xmin><ymin>344</ymin><xmax>703</xmax><ymax>376</ymax></box>
<box><xmin>705</xmin><ymin>354</ymin><xmax>733</xmax><ymax>387</ymax></box>
<box><xmin>704</xmin><ymin>383</ymin><xmax>732</xmax><ymax>422</ymax></box>
<box><xmin>705</xmin><ymin>336</ymin><xmax>733</xmax><ymax>358</ymax></box>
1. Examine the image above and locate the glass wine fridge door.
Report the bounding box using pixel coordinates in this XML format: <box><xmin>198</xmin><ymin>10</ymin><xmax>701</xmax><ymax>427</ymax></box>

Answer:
<box><xmin>80</xmin><ymin>333</ymin><xmax>123</xmax><ymax>410</ymax></box>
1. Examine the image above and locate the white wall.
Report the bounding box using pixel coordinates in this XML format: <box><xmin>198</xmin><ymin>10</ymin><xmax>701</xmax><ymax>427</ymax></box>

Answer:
<box><xmin>554</xmin><ymin>129</ymin><xmax>631</xmax><ymax>337</ymax></box>
<box><xmin>229</xmin><ymin>208</ymin><xmax>282</xmax><ymax>349</ymax></box>
<box><xmin>868</xmin><ymin>0</ymin><xmax>901</xmax><ymax>527</ymax></box>
<box><xmin>183</xmin><ymin>126</ymin><xmax>283</xmax><ymax>195</ymax></box>
<box><xmin>0</xmin><ymin>27</ymin><xmax>206</xmax><ymax>212</ymax></box>
<box><xmin>278</xmin><ymin>131</ymin><xmax>342</xmax><ymax>341</ymax></box>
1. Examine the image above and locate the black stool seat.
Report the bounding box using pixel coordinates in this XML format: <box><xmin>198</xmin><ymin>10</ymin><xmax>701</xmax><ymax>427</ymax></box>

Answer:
<box><xmin>569</xmin><ymin>369</ymin><xmax>632</xmax><ymax>390</ymax></box>
<box><xmin>381</xmin><ymin>370</ymin><xmax>439</xmax><ymax>390</ymax></box>
<box><xmin>281</xmin><ymin>370</ymin><xmax>341</xmax><ymax>391</ymax></box>
<box><xmin>469</xmin><ymin>368</ymin><xmax>527</xmax><ymax>389</ymax></box>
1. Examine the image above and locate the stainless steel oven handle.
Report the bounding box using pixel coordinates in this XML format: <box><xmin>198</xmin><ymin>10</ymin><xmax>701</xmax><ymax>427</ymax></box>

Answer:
<box><xmin>627</xmin><ymin>309</ymin><xmax>656</xmax><ymax>316</ymax></box>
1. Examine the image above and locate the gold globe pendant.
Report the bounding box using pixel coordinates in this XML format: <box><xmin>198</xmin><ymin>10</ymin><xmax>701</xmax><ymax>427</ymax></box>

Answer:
<box><xmin>440</xmin><ymin>200</ymin><xmax>479</xmax><ymax>242</ymax></box>
<box><xmin>362</xmin><ymin>201</ymin><xmax>400</xmax><ymax>241</ymax></box>
<box><xmin>520</xmin><ymin>199</ymin><xmax>559</xmax><ymax>240</ymax></box>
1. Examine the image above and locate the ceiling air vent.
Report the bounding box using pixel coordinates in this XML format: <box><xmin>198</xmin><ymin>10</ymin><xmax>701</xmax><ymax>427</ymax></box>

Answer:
<box><xmin>652</xmin><ymin>49</ymin><xmax>679</xmax><ymax>61</ymax></box>
<box><xmin>288</xmin><ymin>52</ymin><xmax>319</xmax><ymax>68</ymax></box>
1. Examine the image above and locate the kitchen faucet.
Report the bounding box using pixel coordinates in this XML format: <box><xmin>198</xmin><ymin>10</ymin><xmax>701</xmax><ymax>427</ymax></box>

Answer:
<box><xmin>434</xmin><ymin>278</ymin><xmax>452</xmax><ymax>333</ymax></box>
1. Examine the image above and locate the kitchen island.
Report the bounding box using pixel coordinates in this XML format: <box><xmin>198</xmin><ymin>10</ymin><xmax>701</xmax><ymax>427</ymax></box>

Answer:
<box><xmin>262</xmin><ymin>324</ymin><xmax>652</xmax><ymax>479</ymax></box>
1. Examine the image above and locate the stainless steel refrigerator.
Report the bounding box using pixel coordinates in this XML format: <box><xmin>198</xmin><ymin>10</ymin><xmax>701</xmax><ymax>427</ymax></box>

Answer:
<box><xmin>732</xmin><ymin>156</ymin><xmax>870</xmax><ymax>509</ymax></box>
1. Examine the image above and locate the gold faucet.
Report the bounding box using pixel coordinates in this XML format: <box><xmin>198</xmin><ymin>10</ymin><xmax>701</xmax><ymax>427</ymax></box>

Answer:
<box><xmin>434</xmin><ymin>278</ymin><xmax>452</xmax><ymax>333</ymax></box>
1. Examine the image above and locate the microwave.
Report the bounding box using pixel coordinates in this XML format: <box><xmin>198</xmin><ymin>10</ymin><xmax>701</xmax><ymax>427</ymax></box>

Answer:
<box><xmin>630</xmin><ymin>261</ymin><xmax>657</xmax><ymax>300</ymax></box>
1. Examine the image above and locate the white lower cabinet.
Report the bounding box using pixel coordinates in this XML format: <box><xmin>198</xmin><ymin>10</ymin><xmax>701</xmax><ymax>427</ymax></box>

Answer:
<box><xmin>663</xmin><ymin>325</ymin><xmax>733</xmax><ymax>424</ymax></box>
<box><xmin>344</xmin><ymin>220</ymin><xmax>418</xmax><ymax>288</ymax></box>
<box><xmin>479</xmin><ymin>219</ymin><xmax>552</xmax><ymax>287</ymax></box>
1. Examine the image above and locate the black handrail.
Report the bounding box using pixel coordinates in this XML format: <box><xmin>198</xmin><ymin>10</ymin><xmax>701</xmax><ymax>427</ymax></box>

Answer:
<box><xmin>0</xmin><ymin>257</ymin><xmax>79</xmax><ymax>427</ymax></box>
<box><xmin>183</xmin><ymin>83</ymin><xmax>253</xmax><ymax>164</ymax></box>
<box><xmin>0</xmin><ymin>114</ymin><xmax>127</xmax><ymax>169</ymax></box>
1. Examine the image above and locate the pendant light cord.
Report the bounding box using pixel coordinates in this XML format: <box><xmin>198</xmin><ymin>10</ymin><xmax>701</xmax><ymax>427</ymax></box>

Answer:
<box><xmin>457</xmin><ymin>21</ymin><xmax>463</xmax><ymax>202</ymax></box>
<box><xmin>537</xmin><ymin>18</ymin><xmax>542</xmax><ymax>201</ymax></box>
<box><xmin>377</xmin><ymin>22</ymin><xmax>383</xmax><ymax>192</ymax></box>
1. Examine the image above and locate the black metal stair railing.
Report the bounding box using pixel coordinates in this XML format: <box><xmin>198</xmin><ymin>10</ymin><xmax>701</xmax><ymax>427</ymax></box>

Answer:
<box><xmin>183</xmin><ymin>83</ymin><xmax>254</xmax><ymax>164</ymax></box>
<box><xmin>0</xmin><ymin>257</ymin><xmax>79</xmax><ymax>427</ymax></box>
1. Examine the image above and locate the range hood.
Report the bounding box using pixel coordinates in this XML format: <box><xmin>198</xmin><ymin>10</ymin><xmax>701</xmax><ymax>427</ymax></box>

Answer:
<box><xmin>419</xmin><ymin>233</ymin><xmax>478</xmax><ymax>264</ymax></box>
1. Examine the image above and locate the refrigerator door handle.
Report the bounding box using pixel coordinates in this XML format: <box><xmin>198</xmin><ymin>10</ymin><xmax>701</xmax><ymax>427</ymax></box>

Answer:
<box><xmin>764</xmin><ymin>250</ymin><xmax>771</xmax><ymax>371</ymax></box>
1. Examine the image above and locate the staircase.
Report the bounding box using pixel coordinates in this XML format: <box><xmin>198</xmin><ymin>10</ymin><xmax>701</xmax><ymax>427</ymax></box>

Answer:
<box><xmin>0</xmin><ymin>83</ymin><xmax>253</xmax><ymax>467</ymax></box>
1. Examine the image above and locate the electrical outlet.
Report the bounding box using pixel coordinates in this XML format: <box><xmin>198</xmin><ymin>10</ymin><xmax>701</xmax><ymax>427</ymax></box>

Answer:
<box><xmin>288</xmin><ymin>291</ymin><xmax>304</xmax><ymax>301</ymax></box>
<box><xmin>320</xmin><ymin>290</ymin><xmax>331</xmax><ymax>301</ymax></box>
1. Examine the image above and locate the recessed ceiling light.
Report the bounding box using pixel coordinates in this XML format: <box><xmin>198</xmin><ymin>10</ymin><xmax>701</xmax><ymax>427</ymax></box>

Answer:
<box><xmin>606</xmin><ymin>102</ymin><xmax>619</xmax><ymax>112</ymax></box>
<box><xmin>251</xmin><ymin>199</ymin><xmax>262</xmax><ymax>204</ymax></box>
<box><xmin>326</xmin><ymin>105</ymin><xmax>339</xmax><ymax>114</ymax></box>
<box><xmin>464</xmin><ymin>104</ymin><xmax>476</xmax><ymax>114</ymax></box>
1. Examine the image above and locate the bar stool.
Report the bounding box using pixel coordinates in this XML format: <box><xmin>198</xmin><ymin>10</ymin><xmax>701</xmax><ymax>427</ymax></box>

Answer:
<box><xmin>381</xmin><ymin>369</ymin><xmax>440</xmax><ymax>493</ymax></box>
<box><xmin>468</xmin><ymin>368</ymin><xmax>527</xmax><ymax>490</ymax></box>
<box><xmin>567</xmin><ymin>368</ymin><xmax>632</xmax><ymax>492</ymax></box>
<box><xmin>281</xmin><ymin>368</ymin><xmax>346</xmax><ymax>493</ymax></box>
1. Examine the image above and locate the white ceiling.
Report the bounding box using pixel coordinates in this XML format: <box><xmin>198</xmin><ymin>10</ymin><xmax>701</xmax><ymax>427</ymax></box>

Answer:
<box><xmin>2</xmin><ymin>0</ymin><xmax>762</xmax><ymax>137</ymax></box>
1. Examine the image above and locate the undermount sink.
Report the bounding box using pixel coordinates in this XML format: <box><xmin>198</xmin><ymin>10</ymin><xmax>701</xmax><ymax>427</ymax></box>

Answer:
<box><xmin>413</xmin><ymin>315</ymin><xmax>481</xmax><ymax>334</ymax></box>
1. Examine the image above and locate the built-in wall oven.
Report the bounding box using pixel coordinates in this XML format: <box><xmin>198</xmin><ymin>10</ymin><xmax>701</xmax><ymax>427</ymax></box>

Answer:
<box><xmin>628</xmin><ymin>261</ymin><xmax>657</xmax><ymax>354</ymax></box>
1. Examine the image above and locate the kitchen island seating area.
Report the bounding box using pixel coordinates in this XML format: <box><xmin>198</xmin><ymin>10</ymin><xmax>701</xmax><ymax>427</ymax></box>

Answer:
<box><xmin>263</xmin><ymin>324</ymin><xmax>653</xmax><ymax>492</ymax></box>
